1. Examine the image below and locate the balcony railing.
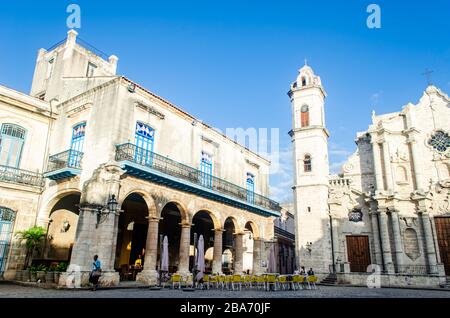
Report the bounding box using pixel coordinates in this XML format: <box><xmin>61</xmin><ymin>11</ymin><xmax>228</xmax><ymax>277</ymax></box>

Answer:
<box><xmin>44</xmin><ymin>150</ymin><xmax>83</xmax><ymax>180</ymax></box>
<box><xmin>115</xmin><ymin>143</ymin><xmax>280</xmax><ymax>214</ymax></box>
<box><xmin>0</xmin><ymin>165</ymin><xmax>44</xmax><ymax>187</ymax></box>
<box><xmin>329</xmin><ymin>176</ymin><xmax>351</xmax><ymax>187</ymax></box>
<box><xmin>46</xmin><ymin>150</ymin><xmax>83</xmax><ymax>172</ymax></box>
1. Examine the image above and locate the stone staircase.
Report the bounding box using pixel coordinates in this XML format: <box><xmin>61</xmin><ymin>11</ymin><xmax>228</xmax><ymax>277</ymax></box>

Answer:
<box><xmin>320</xmin><ymin>273</ymin><xmax>338</xmax><ymax>286</ymax></box>
<box><xmin>445</xmin><ymin>277</ymin><xmax>450</xmax><ymax>289</ymax></box>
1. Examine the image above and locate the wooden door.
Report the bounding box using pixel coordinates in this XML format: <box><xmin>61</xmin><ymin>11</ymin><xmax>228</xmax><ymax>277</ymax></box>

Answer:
<box><xmin>435</xmin><ymin>217</ymin><xmax>450</xmax><ymax>275</ymax></box>
<box><xmin>346</xmin><ymin>235</ymin><xmax>371</xmax><ymax>273</ymax></box>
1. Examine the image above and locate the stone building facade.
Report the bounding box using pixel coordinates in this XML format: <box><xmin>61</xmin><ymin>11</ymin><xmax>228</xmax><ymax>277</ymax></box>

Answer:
<box><xmin>0</xmin><ymin>30</ymin><xmax>280</xmax><ymax>286</ymax></box>
<box><xmin>290</xmin><ymin>63</ymin><xmax>450</xmax><ymax>287</ymax></box>
<box><xmin>274</xmin><ymin>204</ymin><xmax>296</xmax><ymax>274</ymax></box>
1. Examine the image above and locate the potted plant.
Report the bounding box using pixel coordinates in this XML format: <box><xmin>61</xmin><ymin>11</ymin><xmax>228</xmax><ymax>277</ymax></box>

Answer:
<box><xmin>29</xmin><ymin>265</ymin><xmax>38</xmax><ymax>282</ymax></box>
<box><xmin>54</xmin><ymin>262</ymin><xmax>68</xmax><ymax>284</ymax></box>
<box><xmin>46</xmin><ymin>265</ymin><xmax>56</xmax><ymax>283</ymax></box>
<box><xmin>36</xmin><ymin>264</ymin><xmax>47</xmax><ymax>283</ymax></box>
<box><xmin>15</xmin><ymin>226</ymin><xmax>46</xmax><ymax>270</ymax></box>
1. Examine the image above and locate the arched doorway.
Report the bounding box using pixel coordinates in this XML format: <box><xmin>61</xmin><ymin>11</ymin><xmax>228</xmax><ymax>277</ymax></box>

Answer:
<box><xmin>46</xmin><ymin>193</ymin><xmax>81</xmax><ymax>262</ymax></box>
<box><xmin>191</xmin><ymin>211</ymin><xmax>215</xmax><ymax>272</ymax></box>
<box><xmin>243</xmin><ymin>222</ymin><xmax>256</xmax><ymax>273</ymax></box>
<box><xmin>114</xmin><ymin>193</ymin><xmax>148</xmax><ymax>281</ymax></box>
<box><xmin>0</xmin><ymin>207</ymin><xmax>16</xmax><ymax>276</ymax></box>
<box><xmin>159</xmin><ymin>203</ymin><xmax>182</xmax><ymax>273</ymax></box>
<box><xmin>223</xmin><ymin>217</ymin><xmax>237</xmax><ymax>274</ymax></box>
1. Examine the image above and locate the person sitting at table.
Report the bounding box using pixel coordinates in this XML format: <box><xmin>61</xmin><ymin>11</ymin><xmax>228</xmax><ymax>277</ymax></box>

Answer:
<box><xmin>134</xmin><ymin>255</ymin><xmax>143</xmax><ymax>268</ymax></box>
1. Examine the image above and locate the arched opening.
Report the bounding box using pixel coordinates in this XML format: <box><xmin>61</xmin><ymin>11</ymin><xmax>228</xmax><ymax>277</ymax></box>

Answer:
<box><xmin>300</xmin><ymin>105</ymin><xmax>310</xmax><ymax>127</ymax></box>
<box><xmin>158</xmin><ymin>202</ymin><xmax>182</xmax><ymax>273</ymax></box>
<box><xmin>46</xmin><ymin>193</ymin><xmax>81</xmax><ymax>263</ymax></box>
<box><xmin>222</xmin><ymin>217</ymin><xmax>237</xmax><ymax>274</ymax></box>
<box><xmin>191</xmin><ymin>211</ymin><xmax>215</xmax><ymax>273</ymax></box>
<box><xmin>0</xmin><ymin>207</ymin><xmax>16</xmax><ymax>275</ymax></box>
<box><xmin>243</xmin><ymin>222</ymin><xmax>255</xmax><ymax>274</ymax></box>
<box><xmin>301</xmin><ymin>77</ymin><xmax>307</xmax><ymax>87</ymax></box>
<box><xmin>304</xmin><ymin>154</ymin><xmax>312</xmax><ymax>172</ymax></box>
<box><xmin>114</xmin><ymin>193</ymin><xmax>148</xmax><ymax>281</ymax></box>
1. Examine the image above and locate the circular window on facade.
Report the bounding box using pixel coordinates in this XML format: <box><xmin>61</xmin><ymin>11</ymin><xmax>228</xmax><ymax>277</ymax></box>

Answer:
<box><xmin>301</xmin><ymin>105</ymin><xmax>309</xmax><ymax>113</ymax></box>
<box><xmin>428</xmin><ymin>130</ymin><xmax>450</xmax><ymax>153</ymax></box>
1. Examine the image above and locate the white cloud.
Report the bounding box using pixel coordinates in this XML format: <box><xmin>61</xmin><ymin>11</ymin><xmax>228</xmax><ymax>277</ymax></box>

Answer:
<box><xmin>269</xmin><ymin>146</ymin><xmax>294</xmax><ymax>204</ymax></box>
<box><xmin>370</xmin><ymin>91</ymin><xmax>384</xmax><ymax>105</ymax></box>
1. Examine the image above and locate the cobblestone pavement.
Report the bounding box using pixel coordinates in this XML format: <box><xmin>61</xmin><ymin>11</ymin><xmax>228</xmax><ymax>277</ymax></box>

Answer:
<box><xmin>0</xmin><ymin>283</ymin><xmax>449</xmax><ymax>298</ymax></box>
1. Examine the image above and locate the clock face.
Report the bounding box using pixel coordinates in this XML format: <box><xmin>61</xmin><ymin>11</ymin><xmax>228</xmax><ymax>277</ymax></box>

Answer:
<box><xmin>301</xmin><ymin>105</ymin><xmax>309</xmax><ymax>113</ymax></box>
<box><xmin>349</xmin><ymin>209</ymin><xmax>363</xmax><ymax>222</ymax></box>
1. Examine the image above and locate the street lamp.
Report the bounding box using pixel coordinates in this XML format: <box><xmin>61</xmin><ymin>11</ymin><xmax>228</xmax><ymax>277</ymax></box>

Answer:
<box><xmin>96</xmin><ymin>194</ymin><xmax>119</xmax><ymax>228</ymax></box>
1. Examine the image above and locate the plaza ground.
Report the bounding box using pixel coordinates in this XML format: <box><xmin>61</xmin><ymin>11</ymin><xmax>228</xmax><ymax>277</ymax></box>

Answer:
<box><xmin>0</xmin><ymin>283</ymin><xmax>449</xmax><ymax>298</ymax></box>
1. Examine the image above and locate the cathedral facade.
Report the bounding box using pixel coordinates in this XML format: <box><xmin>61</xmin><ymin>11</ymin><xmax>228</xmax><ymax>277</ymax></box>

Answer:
<box><xmin>0</xmin><ymin>30</ymin><xmax>281</xmax><ymax>286</ymax></box>
<box><xmin>290</xmin><ymin>64</ymin><xmax>450</xmax><ymax>287</ymax></box>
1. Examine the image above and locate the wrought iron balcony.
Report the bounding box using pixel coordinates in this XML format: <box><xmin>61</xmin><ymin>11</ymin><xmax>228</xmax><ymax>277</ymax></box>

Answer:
<box><xmin>115</xmin><ymin>143</ymin><xmax>280</xmax><ymax>217</ymax></box>
<box><xmin>44</xmin><ymin>149</ymin><xmax>83</xmax><ymax>180</ymax></box>
<box><xmin>0</xmin><ymin>165</ymin><xmax>44</xmax><ymax>188</ymax></box>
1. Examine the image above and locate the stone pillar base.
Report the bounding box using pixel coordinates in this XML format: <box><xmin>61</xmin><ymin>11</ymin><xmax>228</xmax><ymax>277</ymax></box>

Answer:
<box><xmin>58</xmin><ymin>271</ymin><xmax>119</xmax><ymax>288</ymax></box>
<box><xmin>136</xmin><ymin>270</ymin><xmax>159</xmax><ymax>286</ymax></box>
<box><xmin>385</xmin><ymin>263</ymin><xmax>395</xmax><ymax>274</ymax></box>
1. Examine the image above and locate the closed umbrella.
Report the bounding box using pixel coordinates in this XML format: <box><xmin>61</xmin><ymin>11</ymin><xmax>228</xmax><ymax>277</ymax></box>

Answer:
<box><xmin>161</xmin><ymin>236</ymin><xmax>169</xmax><ymax>272</ymax></box>
<box><xmin>268</xmin><ymin>244</ymin><xmax>276</xmax><ymax>273</ymax></box>
<box><xmin>197</xmin><ymin>235</ymin><xmax>205</xmax><ymax>273</ymax></box>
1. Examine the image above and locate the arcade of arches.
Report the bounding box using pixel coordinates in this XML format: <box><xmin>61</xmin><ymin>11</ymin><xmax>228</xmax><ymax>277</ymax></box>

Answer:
<box><xmin>43</xmin><ymin>191</ymin><xmax>270</xmax><ymax>284</ymax></box>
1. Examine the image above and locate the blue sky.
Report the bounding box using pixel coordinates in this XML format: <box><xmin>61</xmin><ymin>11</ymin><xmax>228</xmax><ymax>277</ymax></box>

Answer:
<box><xmin>0</xmin><ymin>1</ymin><xmax>449</xmax><ymax>203</ymax></box>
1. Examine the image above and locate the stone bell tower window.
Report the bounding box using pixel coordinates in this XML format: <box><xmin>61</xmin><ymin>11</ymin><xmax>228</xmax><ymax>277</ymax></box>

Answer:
<box><xmin>303</xmin><ymin>154</ymin><xmax>312</xmax><ymax>172</ymax></box>
<box><xmin>301</xmin><ymin>77</ymin><xmax>307</xmax><ymax>87</ymax></box>
<box><xmin>301</xmin><ymin>105</ymin><xmax>310</xmax><ymax>127</ymax></box>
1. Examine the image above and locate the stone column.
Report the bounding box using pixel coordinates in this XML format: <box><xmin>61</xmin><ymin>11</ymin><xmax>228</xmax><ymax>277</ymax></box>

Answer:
<box><xmin>390</xmin><ymin>210</ymin><xmax>404</xmax><ymax>270</ymax></box>
<box><xmin>371</xmin><ymin>141</ymin><xmax>385</xmax><ymax>191</ymax></box>
<box><xmin>381</xmin><ymin>141</ymin><xmax>394</xmax><ymax>191</ymax></box>
<box><xmin>233</xmin><ymin>232</ymin><xmax>244</xmax><ymax>274</ymax></box>
<box><xmin>136</xmin><ymin>217</ymin><xmax>160</xmax><ymax>285</ymax></box>
<box><xmin>177</xmin><ymin>222</ymin><xmax>191</xmax><ymax>276</ymax></box>
<box><xmin>420</xmin><ymin>211</ymin><xmax>438</xmax><ymax>273</ymax></box>
<box><xmin>212</xmin><ymin>229</ymin><xmax>223</xmax><ymax>274</ymax></box>
<box><xmin>378</xmin><ymin>208</ymin><xmax>394</xmax><ymax>273</ymax></box>
<box><xmin>369</xmin><ymin>208</ymin><xmax>383</xmax><ymax>266</ymax></box>
<box><xmin>407</xmin><ymin>136</ymin><xmax>425</xmax><ymax>191</ymax></box>
<box><xmin>252</xmin><ymin>238</ymin><xmax>262</xmax><ymax>275</ymax></box>
<box><xmin>330</xmin><ymin>216</ymin><xmax>341</xmax><ymax>269</ymax></box>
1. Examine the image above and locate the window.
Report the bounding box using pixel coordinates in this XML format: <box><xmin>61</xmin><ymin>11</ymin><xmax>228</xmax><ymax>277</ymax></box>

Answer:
<box><xmin>301</xmin><ymin>77</ymin><xmax>307</xmax><ymax>86</ymax></box>
<box><xmin>301</xmin><ymin>105</ymin><xmax>310</xmax><ymax>127</ymax></box>
<box><xmin>303</xmin><ymin>154</ymin><xmax>312</xmax><ymax>172</ymax></box>
<box><xmin>246</xmin><ymin>173</ymin><xmax>255</xmax><ymax>204</ymax></box>
<box><xmin>135</xmin><ymin>122</ymin><xmax>155</xmax><ymax>166</ymax></box>
<box><xmin>69</xmin><ymin>122</ymin><xmax>86</xmax><ymax>168</ymax></box>
<box><xmin>200</xmin><ymin>151</ymin><xmax>213</xmax><ymax>188</ymax></box>
<box><xmin>46</xmin><ymin>58</ymin><xmax>54</xmax><ymax>79</ymax></box>
<box><xmin>428</xmin><ymin>130</ymin><xmax>450</xmax><ymax>153</ymax></box>
<box><xmin>86</xmin><ymin>62</ymin><xmax>97</xmax><ymax>77</ymax></box>
<box><xmin>0</xmin><ymin>124</ymin><xmax>26</xmax><ymax>168</ymax></box>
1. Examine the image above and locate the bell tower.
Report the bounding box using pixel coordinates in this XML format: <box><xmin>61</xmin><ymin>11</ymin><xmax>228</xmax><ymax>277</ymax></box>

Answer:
<box><xmin>289</xmin><ymin>63</ymin><xmax>332</xmax><ymax>274</ymax></box>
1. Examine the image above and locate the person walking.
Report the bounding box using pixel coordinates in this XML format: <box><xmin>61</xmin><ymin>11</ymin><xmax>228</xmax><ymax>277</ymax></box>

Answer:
<box><xmin>89</xmin><ymin>255</ymin><xmax>102</xmax><ymax>291</ymax></box>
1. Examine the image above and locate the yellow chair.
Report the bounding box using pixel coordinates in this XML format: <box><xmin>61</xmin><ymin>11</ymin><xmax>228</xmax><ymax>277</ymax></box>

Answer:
<box><xmin>231</xmin><ymin>274</ymin><xmax>242</xmax><ymax>291</ymax></box>
<box><xmin>307</xmin><ymin>275</ymin><xmax>318</xmax><ymax>290</ymax></box>
<box><xmin>277</xmin><ymin>275</ymin><xmax>288</xmax><ymax>290</ymax></box>
<box><xmin>184</xmin><ymin>274</ymin><xmax>194</xmax><ymax>288</ymax></box>
<box><xmin>217</xmin><ymin>275</ymin><xmax>225</xmax><ymax>290</ymax></box>
<box><xmin>171</xmin><ymin>274</ymin><xmax>182</xmax><ymax>289</ymax></box>
<box><xmin>256</xmin><ymin>275</ymin><xmax>266</xmax><ymax>290</ymax></box>
<box><xmin>292</xmin><ymin>275</ymin><xmax>302</xmax><ymax>290</ymax></box>
<box><xmin>243</xmin><ymin>275</ymin><xmax>252</xmax><ymax>289</ymax></box>
<box><xmin>201</xmin><ymin>274</ymin><xmax>210</xmax><ymax>290</ymax></box>
<box><xmin>266</xmin><ymin>274</ymin><xmax>277</xmax><ymax>291</ymax></box>
<box><xmin>209</xmin><ymin>275</ymin><xmax>218</xmax><ymax>289</ymax></box>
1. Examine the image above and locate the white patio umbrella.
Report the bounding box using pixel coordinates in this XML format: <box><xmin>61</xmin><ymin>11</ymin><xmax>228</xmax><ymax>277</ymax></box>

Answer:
<box><xmin>197</xmin><ymin>235</ymin><xmax>205</xmax><ymax>273</ymax></box>
<box><xmin>268</xmin><ymin>244</ymin><xmax>276</xmax><ymax>273</ymax></box>
<box><xmin>161</xmin><ymin>236</ymin><xmax>169</xmax><ymax>272</ymax></box>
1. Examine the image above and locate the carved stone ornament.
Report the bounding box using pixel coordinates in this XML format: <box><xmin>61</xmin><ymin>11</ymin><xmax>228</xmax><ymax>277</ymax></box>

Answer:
<box><xmin>348</xmin><ymin>209</ymin><xmax>363</xmax><ymax>222</ymax></box>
